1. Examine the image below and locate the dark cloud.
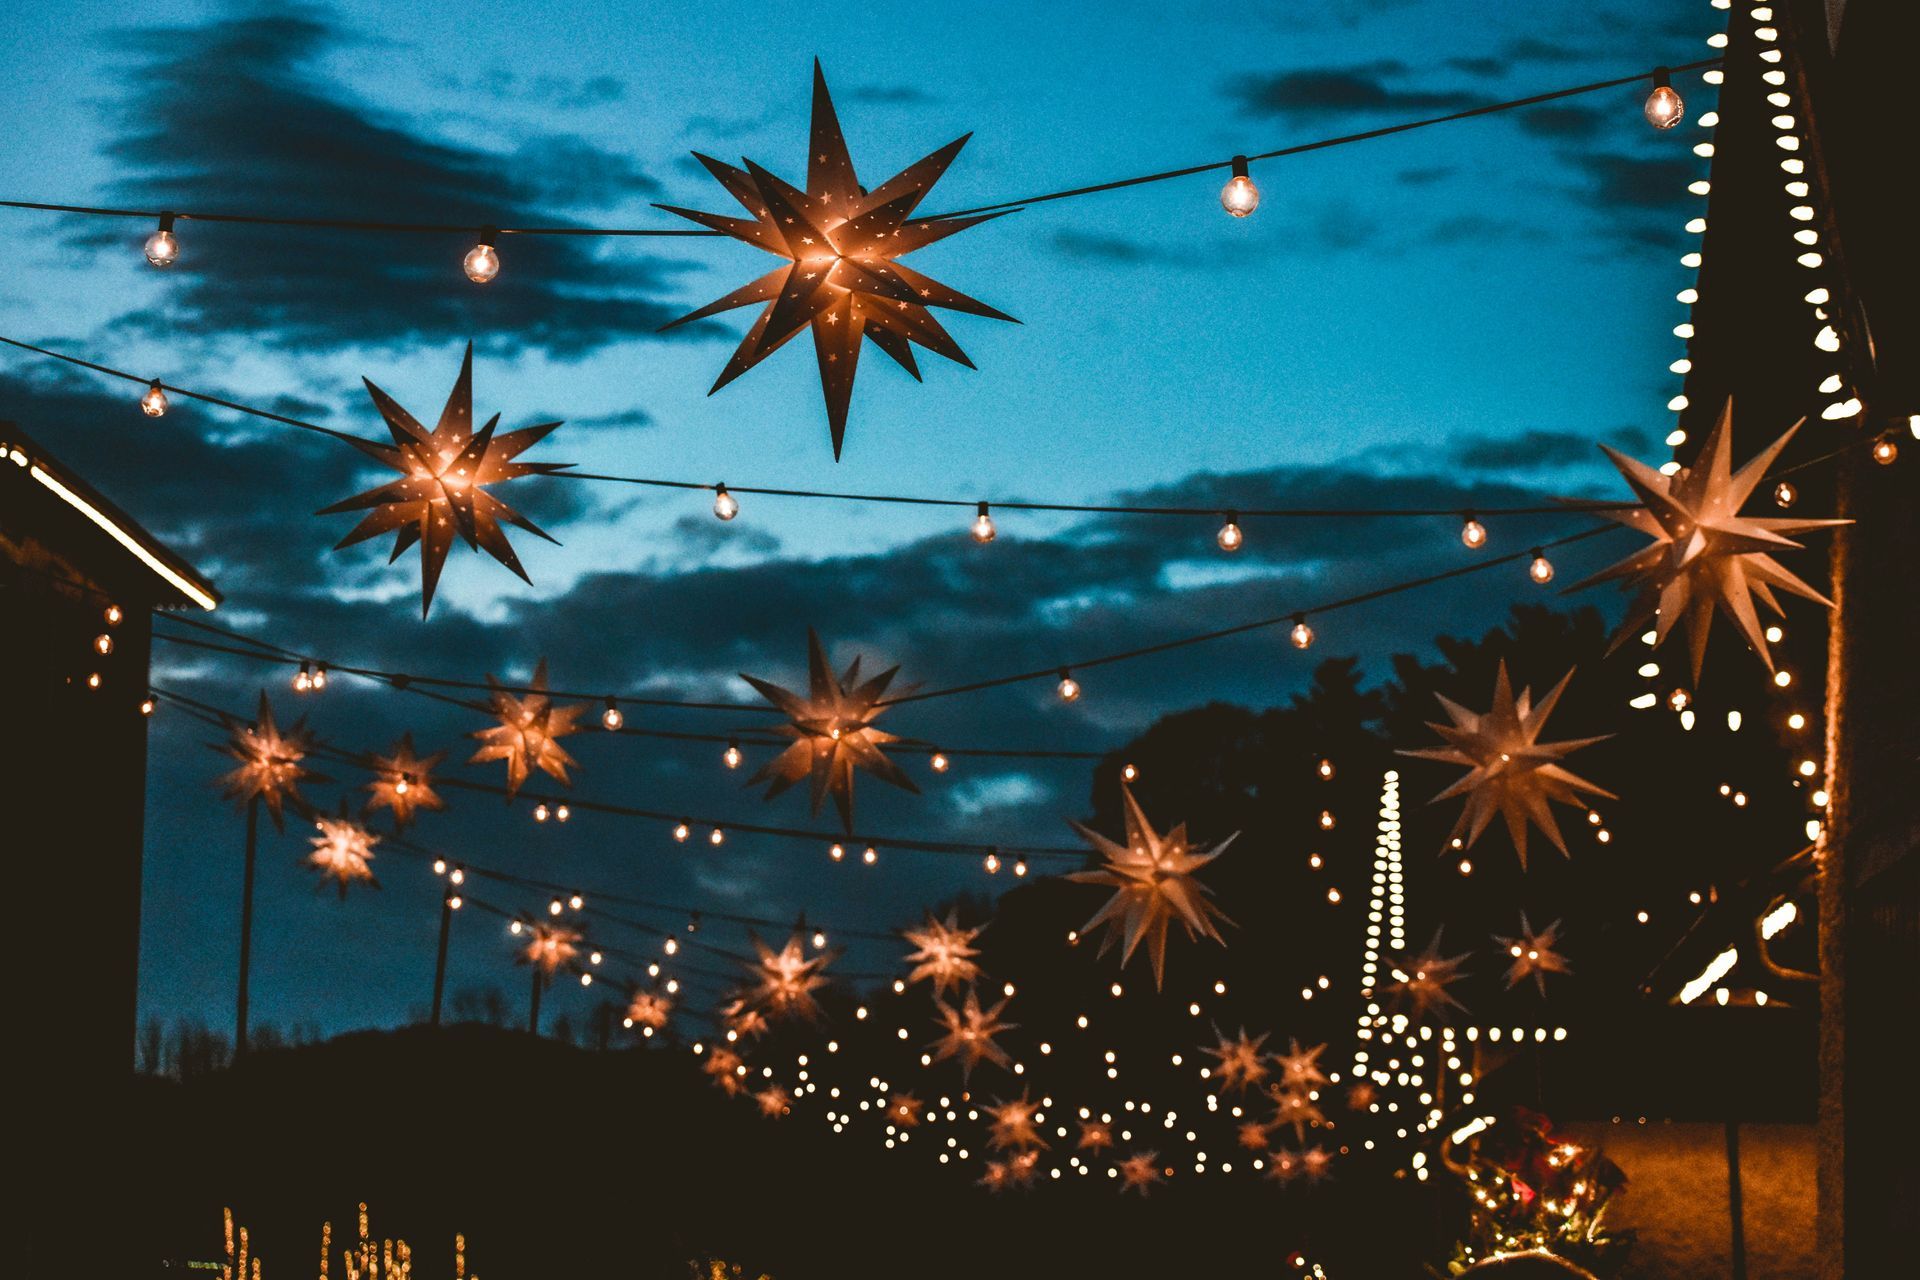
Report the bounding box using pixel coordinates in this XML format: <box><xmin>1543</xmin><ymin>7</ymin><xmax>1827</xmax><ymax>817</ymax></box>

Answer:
<box><xmin>434</xmin><ymin>70</ymin><xmax>628</xmax><ymax>109</ymax></box>
<box><xmin>1449</xmin><ymin>426</ymin><xmax>1656</xmax><ymax>472</ymax></box>
<box><xmin>1421</xmin><ymin>214</ymin><xmax>1546</xmax><ymax>246</ymax></box>
<box><xmin>1048</xmin><ymin>230</ymin><xmax>1174</xmax><ymax>266</ymax></box>
<box><xmin>565</xmin><ymin>406</ymin><xmax>655</xmax><ymax>432</ymax></box>
<box><xmin>1445</xmin><ymin>56</ymin><xmax>1507</xmax><ymax>78</ymax></box>
<box><xmin>81</xmin><ymin>9</ymin><xmax>700</xmax><ymax>357</ymax></box>
<box><xmin>1448</xmin><ymin>37</ymin><xmax>1586</xmax><ymax>80</ymax></box>
<box><xmin>1227</xmin><ymin>62</ymin><xmax>1482</xmax><ymax>119</ymax></box>
<box><xmin>1516</xmin><ymin>105</ymin><xmax>1607</xmax><ymax>140</ymax></box>
<box><xmin>1396</xmin><ymin>165</ymin><xmax>1456</xmax><ymax>186</ymax></box>
<box><xmin>845</xmin><ymin>84</ymin><xmax>939</xmax><ymax>106</ymax></box>
<box><xmin>1570</xmin><ymin>152</ymin><xmax>1698</xmax><ymax>210</ymax></box>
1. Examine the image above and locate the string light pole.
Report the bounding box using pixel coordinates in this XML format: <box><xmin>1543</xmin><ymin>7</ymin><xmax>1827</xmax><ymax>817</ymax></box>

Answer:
<box><xmin>429</xmin><ymin>865</ymin><xmax>463</xmax><ymax>1028</ymax></box>
<box><xmin>235</xmin><ymin>794</ymin><xmax>260</xmax><ymax>1059</ymax></box>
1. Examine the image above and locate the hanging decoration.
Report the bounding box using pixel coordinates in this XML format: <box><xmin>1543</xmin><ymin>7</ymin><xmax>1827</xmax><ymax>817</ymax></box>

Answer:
<box><xmin>518</xmin><ymin>921</ymin><xmax>582</xmax><ymax>976</ymax></box>
<box><xmin>1387</xmin><ymin>929</ymin><xmax>1471</xmax><ymax>1020</ymax></box>
<box><xmin>1202</xmin><ymin>1027</ymin><xmax>1272</xmax><ymax>1092</ymax></box>
<box><xmin>1117</xmin><ymin>1152</ymin><xmax>1164</xmax><ymax>1195</ymax></box>
<box><xmin>1570</xmin><ymin>400</ymin><xmax>1846</xmax><ymax>679</ymax></box>
<box><xmin>363</xmin><ymin>733</ymin><xmax>447</xmax><ymax>827</ymax></box>
<box><xmin>1400</xmin><ymin>662</ymin><xmax>1612</xmax><ymax>868</ymax></box>
<box><xmin>469</xmin><ymin>660</ymin><xmax>587</xmax><ymax>800</ymax></box>
<box><xmin>985</xmin><ymin>1092</ymin><xmax>1048</xmax><ymax>1150</ymax></box>
<box><xmin>703</xmin><ymin>1044</ymin><xmax>748</xmax><ymax>1095</ymax></box>
<box><xmin>755</xmin><ymin>1085</ymin><xmax>793</xmax><ymax>1118</ymax></box>
<box><xmin>742</xmin><ymin>932</ymin><xmax>834</xmax><ymax>1021</ymax></box>
<box><xmin>900</xmin><ymin>909</ymin><xmax>987</xmax><ymax>996</ymax></box>
<box><xmin>657</xmin><ymin>61</ymin><xmax>1015</xmax><ymax>459</ymax></box>
<box><xmin>1495</xmin><ymin>914</ymin><xmax>1572</xmax><ymax>996</ymax></box>
<box><xmin>1067</xmin><ymin>783</ymin><xmax>1234</xmax><ymax>988</ymax></box>
<box><xmin>927</xmin><ymin>988</ymin><xmax>1017</xmax><ymax>1082</ymax></box>
<box><xmin>1077</xmin><ymin>1119</ymin><xmax>1115</xmax><ymax>1152</ymax></box>
<box><xmin>886</xmin><ymin>1093</ymin><xmax>925</xmax><ymax>1128</ymax></box>
<box><xmin>626</xmin><ymin>988</ymin><xmax>673</xmax><ymax>1032</ymax></box>
<box><xmin>305</xmin><ymin>808</ymin><xmax>380</xmax><ymax>897</ymax></box>
<box><xmin>722</xmin><ymin>997</ymin><xmax>773</xmax><ymax>1040</ymax></box>
<box><xmin>741</xmin><ymin>629</ymin><xmax>919</xmax><ymax>833</ymax></box>
<box><xmin>1268</xmin><ymin>1146</ymin><xmax>1334</xmax><ymax>1184</ymax></box>
<box><xmin>1275</xmin><ymin>1038</ymin><xmax>1329</xmax><ymax>1090</ymax></box>
<box><xmin>319</xmin><ymin>343</ymin><xmax>571</xmax><ymax>616</ymax></box>
<box><xmin>214</xmin><ymin>692</ymin><xmax>325</xmax><ymax>829</ymax></box>
<box><xmin>1267</xmin><ymin>1084</ymin><xmax>1328</xmax><ymax>1142</ymax></box>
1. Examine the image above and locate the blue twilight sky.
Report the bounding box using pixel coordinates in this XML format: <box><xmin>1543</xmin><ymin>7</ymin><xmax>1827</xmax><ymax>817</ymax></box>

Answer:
<box><xmin>0</xmin><ymin>0</ymin><xmax>1722</xmax><ymax>1035</ymax></box>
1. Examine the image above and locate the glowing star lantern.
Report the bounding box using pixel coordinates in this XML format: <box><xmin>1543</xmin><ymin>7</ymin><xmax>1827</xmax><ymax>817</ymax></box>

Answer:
<box><xmin>1399</xmin><ymin>661</ymin><xmax>1613</xmax><ymax>869</ymax></box>
<box><xmin>721</xmin><ymin>997</ymin><xmax>772</xmax><ymax>1041</ymax></box>
<box><xmin>1077</xmin><ymin>1120</ymin><xmax>1115</xmax><ymax>1152</ymax></box>
<box><xmin>306</xmin><ymin>808</ymin><xmax>380</xmax><ymax>898</ymax></box>
<box><xmin>1386</xmin><ymin>928</ymin><xmax>1471</xmax><ymax>1020</ymax></box>
<box><xmin>519</xmin><ymin>922</ymin><xmax>582</xmax><ymax>977</ymax></box>
<box><xmin>1202</xmin><ymin>1027</ymin><xmax>1272</xmax><ymax>1093</ymax></box>
<box><xmin>1274</xmin><ymin>1037</ymin><xmax>1329</xmax><ymax>1091</ymax></box>
<box><xmin>1237</xmin><ymin>1120</ymin><xmax>1271</xmax><ymax>1152</ymax></box>
<box><xmin>741</xmin><ymin>629</ymin><xmax>919</xmax><ymax>833</ymax></box>
<box><xmin>986</xmin><ymin>1092</ymin><xmax>1048</xmax><ymax>1150</ymax></box>
<box><xmin>657</xmin><ymin>61</ymin><xmax>1016</xmax><ymax>459</ymax></box>
<box><xmin>320</xmin><ymin>343</ymin><xmax>572</xmax><ymax>617</ymax></box>
<box><xmin>1067</xmin><ymin>783</ymin><xmax>1235</xmax><ymax>988</ymax></box>
<box><xmin>214</xmin><ymin>692</ymin><xmax>326</xmax><ymax>830</ymax></box>
<box><xmin>626</xmin><ymin>989</ymin><xmax>673</xmax><ymax>1032</ymax></box>
<box><xmin>743</xmin><ymin>932</ymin><xmax>834</xmax><ymax>1021</ymax></box>
<box><xmin>363</xmin><ymin>733</ymin><xmax>447</xmax><ymax>827</ymax></box>
<box><xmin>1495</xmin><ymin>913</ymin><xmax>1572</xmax><ymax>997</ymax></box>
<box><xmin>1268</xmin><ymin>1086</ymin><xmax>1328</xmax><ymax>1141</ymax></box>
<box><xmin>1269</xmin><ymin>1145</ymin><xmax>1333</xmax><ymax>1184</ymax></box>
<box><xmin>703</xmin><ymin>1045</ymin><xmax>748</xmax><ymax>1096</ymax></box>
<box><xmin>1568</xmin><ymin>401</ymin><xmax>1847</xmax><ymax>681</ymax></box>
<box><xmin>1117</xmin><ymin>1152</ymin><xmax>1164</xmax><ymax>1195</ymax></box>
<box><xmin>468</xmin><ymin>660</ymin><xmax>587</xmax><ymax>800</ymax></box>
<box><xmin>928</xmin><ymin>989</ymin><xmax>1017</xmax><ymax>1082</ymax></box>
<box><xmin>754</xmin><ymin>1086</ymin><xmax>792</xmax><ymax>1118</ymax></box>
<box><xmin>886</xmin><ymin>1093</ymin><xmax>925</xmax><ymax>1128</ymax></box>
<box><xmin>901</xmin><ymin>909</ymin><xmax>986</xmax><ymax>996</ymax></box>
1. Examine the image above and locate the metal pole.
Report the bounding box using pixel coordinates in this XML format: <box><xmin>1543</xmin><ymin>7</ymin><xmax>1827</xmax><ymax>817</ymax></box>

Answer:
<box><xmin>430</xmin><ymin>886</ymin><xmax>453</xmax><ymax>1027</ymax></box>
<box><xmin>528</xmin><ymin>968</ymin><xmax>543</xmax><ymax>1035</ymax></box>
<box><xmin>1726</xmin><ymin>1115</ymin><xmax>1748</xmax><ymax>1280</ymax></box>
<box><xmin>234</xmin><ymin>794</ymin><xmax>259</xmax><ymax>1061</ymax></box>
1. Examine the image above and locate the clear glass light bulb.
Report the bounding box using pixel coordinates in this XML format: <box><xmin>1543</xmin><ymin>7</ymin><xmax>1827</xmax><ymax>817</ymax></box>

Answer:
<box><xmin>463</xmin><ymin>238</ymin><xmax>501</xmax><ymax>284</ymax></box>
<box><xmin>862</xmin><ymin>845</ymin><xmax>877</xmax><ymax>864</ymax></box>
<box><xmin>1290</xmin><ymin>617</ymin><xmax>1314</xmax><ymax>650</ymax></box>
<box><xmin>930</xmin><ymin>752</ymin><xmax>950</xmax><ymax>773</ymax></box>
<box><xmin>1460</xmin><ymin>516</ymin><xmax>1487</xmax><ymax>549</ymax></box>
<box><xmin>709</xmin><ymin>827</ymin><xmax>725</xmax><ymax>845</ymax></box>
<box><xmin>713</xmin><ymin>484</ymin><xmax>739</xmax><ymax>520</ymax></box>
<box><xmin>1773</xmin><ymin>480</ymin><xmax>1797</xmax><ymax>507</ymax></box>
<box><xmin>971</xmin><ymin>501</ymin><xmax>996</xmax><ymax>543</ymax></box>
<box><xmin>1872</xmin><ymin>438</ymin><xmax>1898</xmax><ymax>465</ymax></box>
<box><xmin>140</xmin><ymin>381</ymin><xmax>169</xmax><ymax>418</ymax></box>
<box><xmin>1216</xmin><ymin>517</ymin><xmax>1243</xmax><ymax>552</ymax></box>
<box><xmin>1528</xmin><ymin>551</ymin><xmax>1555</xmax><ymax>584</ymax></box>
<box><xmin>602</xmin><ymin>699</ymin><xmax>623</xmax><ymax>730</ymax></box>
<box><xmin>144</xmin><ymin>222</ymin><xmax>179</xmax><ymax>267</ymax></box>
<box><xmin>311</xmin><ymin>664</ymin><xmax>327</xmax><ymax>690</ymax></box>
<box><xmin>1645</xmin><ymin>75</ymin><xmax>1684</xmax><ymax>130</ymax></box>
<box><xmin>673</xmin><ymin>821</ymin><xmax>690</xmax><ymax>843</ymax></box>
<box><xmin>95</xmin><ymin>633</ymin><xmax>114</xmax><ymax>655</ymax></box>
<box><xmin>724</xmin><ymin>741</ymin><xmax>742</xmax><ymax>769</ymax></box>
<box><xmin>1219</xmin><ymin>157</ymin><xmax>1259</xmax><ymax>217</ymax></box>
<box><xmin>1057</xmin><ymin>671</ymin><xmax>1081</xmax><ymax>702</ymax></box>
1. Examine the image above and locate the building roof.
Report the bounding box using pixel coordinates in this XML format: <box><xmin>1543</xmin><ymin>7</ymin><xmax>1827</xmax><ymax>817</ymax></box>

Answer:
<box><xmin>0</xmin><ymin>421</ymin><xmax>220</xmax><ymax>611</ymax></box>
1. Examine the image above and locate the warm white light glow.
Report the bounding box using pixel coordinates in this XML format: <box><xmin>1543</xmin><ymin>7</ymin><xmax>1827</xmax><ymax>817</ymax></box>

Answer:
<box><xmin>713</xmin><ymin>484</ymin><xmax>739</xmax><ymax>520</ymax></box>
<box><xmin>27</xmin><ymin>464</ymin><xmax>217</xmax><ymax>609</ymax></box>
<box><xmin>1220</xmin><ymin>156</ymin><xmax>1260</xmax><ymax>217</ymax></box>
<box><xmin>463</xmin><ymin>236</ymin><xmax>501</xmax><ymax>283</ymax></box>
<box><xmin>971</xmin><ymin>501</ymin><xmax>996</xmax><ymax>543</ymax></box>
<box><xmin>140</xmin><ymin>381</ymin><xmax>169</xmax><ymax>418</ymax></box>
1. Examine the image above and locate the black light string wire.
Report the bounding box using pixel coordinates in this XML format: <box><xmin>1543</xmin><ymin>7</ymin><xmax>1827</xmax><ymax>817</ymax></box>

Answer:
<box><xmin>0</xmin><ymin>331</ymin><xmax>1632</xmax><ymax>522</ymax></box>
<box><xmin>151</xmin><ymin>685</ymin><xmax>1089</xmax><ymax>860</ymax></box>
<box><xmin>0</xmin><ymin>59</ymin><xmax>1721</xmax><ymax>241</ymax></box>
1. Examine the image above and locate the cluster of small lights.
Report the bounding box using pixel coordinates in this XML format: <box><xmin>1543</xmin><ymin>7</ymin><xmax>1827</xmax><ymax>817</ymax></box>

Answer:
<box><xmin>291</xmin><ymin>660</ymin><xmax>329</xmax><ymax>692</ymax></box>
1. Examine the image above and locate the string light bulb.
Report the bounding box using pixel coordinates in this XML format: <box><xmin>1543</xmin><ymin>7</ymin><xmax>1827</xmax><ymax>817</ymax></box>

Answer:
<box><xmin>672</xmin><ymin>820</ymin><xmax>691</xmax><ymax>843</ymax></box>
<box><xmin>1773</xmin><ymin>480</ymin><xmax>1797</xmax><ymax>508</ymax></box>
<box><xmin>723</xmin><ymin>739</ymin><xmax>743</xmax><ymax>769</ymax></box>
<box><xmin>94</xmin><ymin>633</ymin><xmax>114</xmax><ymax>655</ymax></box>
<box><xmin>1057</xmin><ymin>669</ymin><xmax>1081</xmax><ymax>702</ymax></box>
<box><xmin>310</xmin><ymin>662</ymin><xmax>328</xmax><ymax>690</ymax></box>
<box><xmin>602</xmin><ymin>698</ymin><xmax>623</xmax><ymax>730</ymax></box>
<box><xmin>971</xmin><ymin>501</ymin><xmax>996</xmax><ymax>543</ymax></box>
<box><xmin>1528</xmin><ymin>549</ymin><xmax>1555</xmax><ymax>584</ymax></box>
<box><xmin>1644</xmin><ymin>67</ymin><xmax>1684</xmax><ymax>130</ymax></box>
<box><xmin>144</xmin><ymin>213</ymin><xmax>178</xmax><ymax>267</ymax></box>
<box><xmin>140</xmin><ymin>380</ymin><xmax>169</xmax><ymax>418</ymax></box>
<box><xmin>862</xmin><ymin>844</ymin><xmax>878</xmax><ymax>864</ymax></box>
<box><xmin>1216</xmin><ymin>513</ymin><xmax>1244</xmax><ymax>552</ymax></box>
<box><xmin>294</xmin><ymin>662</ymin><xmax>313</xmax><ymax>692</ymax></box>
<box><xmin>930</xmin><ymin>752</ymin><xmax>950</xmax><ymax>773</ymax></box>
<box><xmin>1459</xmin><ymin>513</ymin><xmax>1487</xmax><ymax>549</ymax></box>
<box><xmin>709</xmin><ymin>826</ymin><xmax>725</xmax><ymax>846</ymax></box>
<box><xmin>1219</xmin><ymin>155</ymin><xmax>1260</xmax><ymax>218</ymax></box>
<box><xmin>1289</xmin><ymin>615</ymin><xmax>1314</xmax><ymax>650</ymax></box>
<box><xmin>140</xmin><ymin>695</ymin><xmax>156</xmax><ymax>716</ymax></box>
<box><xmin>713</xmin><ymin>483</ymin><xmax>739</xmax><ymax>521</ymax></box>
<box><xmin>463</xmin><ymin>228</ymin><xmax>501</xmax><ymax>283</ymax></box>
<box><xmin>1872</xmin><ymin>437</ymin><xmax>1899</xmax><ymax>465</ymax></box>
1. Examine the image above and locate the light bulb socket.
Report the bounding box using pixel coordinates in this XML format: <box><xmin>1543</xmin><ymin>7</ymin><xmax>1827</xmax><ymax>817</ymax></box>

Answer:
<box><xmin>977</xmin><ymin>500</ymin><xmax>990</xmax><ymax>518</ymax></box>
<box><xmin>478</xmin><ymin>224</ymin><xmax>498</xmax><ymax>247</ymax></box>
<box><xmin>1230</xmin><ymin>155</ymin><xmax>1250</xmax><ymax>180</ymax></box>
<box><xmin>158</xmin><ymin>212</ymin><xmax>176</xmax><ymax>234</ymax></box>
<box><xmin>1652</xmin><ymin>66</ymin><xmax>1671</xmax><ymax>91</ymax></box>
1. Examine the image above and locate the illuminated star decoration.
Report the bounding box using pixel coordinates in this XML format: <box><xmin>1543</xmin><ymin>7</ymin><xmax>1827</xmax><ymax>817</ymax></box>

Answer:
<box><xmin>703</xmin><ymin>1045</ymin><xmax>747</xmax><ymax>1095</ymax></box>
<box><xmin>1495</xmin><ymin>913</ymin><xmax>1572</xmax><ymax>997</ymax></box>
<box><xmin>1067</xmin><ymin>783</ymin><xmax>1235</xmax><ymax>988</ymax></box>
<box><xmin>626</xmin><ymin>989</ymin><xmax>673</xmax><ymax>1032</ymax></box>
<box><xmin>1267</xmin><ymin>1086</ymin><xmax>1327</xmax><ymax>1142</ymax></box>
<box><xmin>886</xmin><ymin>1093</ymin><xmax>925</xmax><ymax>1129</ymax></box>
<box><xmin>755</xmin><ymin>1086</ymin><xmax>792</xmax><ymax>1118</ymax></box>
<box><xmin>1276</xmin><ymin>1038</ymin><xmax>1329</xmax><ymax>1091</ymax></box>
<box><xmin>901</xmin><ymin>909</ymin><xmax>986</xmax><ymax>996</ymax></box>
<box><xmin>1077</xmin><ymin>1120</ymin><xmax>1115</xmax><ymax>1153</ymax></box>
<box><xmin>1570</xmin><ymin>402</ymin><xmax>1846</xmax><ymax>680</ymax></box>
<box><xmin>1387</xmin><ymin>928</ymin><xmax>1471</xmax><ymax>1020</ymax></box>
<box><xmin>979</xmin><ymin>1152</ymin><xmax>1040</xmax><ymax>1193</ymax></box>
<box><xmin>468</xmin><ymin>660</ymin><xmax>587</xmax><ymax>801</ymax></box>
<box><xmin>928</xmin><ymin>989</ymin><xmax>1017</xmax><ymax>1082</ymax></box>
<box><xmin>1237</xmin><ymin>1120</ymin><xmax>1272</xmax><ymax>1152</ymax></box>
<box><xmin>657</xmin><ymin>61</ymin><xmax>1016</xmax><ymax>459</ymax></box>
<box><xmin>743</xmin><ymin>932</ymin><xmax>834</xmax><ymax>1021</ymax></box>
<box><xmin>1399</xmin><ymin>662</ymin><xmax>1613</xmax><ymax>869</ymax></box>
<box><xmin>363</xmin><ymin>733</ymin><xmax>446</xmax><ymax>828</ymax></box>
<box><xmin>1117</xmin><ymin>1152</ymin><xmax>1164</xmax><ymax>1195</ymax></box>
<box><xmin>721</xmin><ymin>997</ymin><xmax>772</xmax><ymax>1040</ymax></box>
<box><xmin>1269</xmin><ymin>1146</ymin><xmax>1334</xmax><ymax>1184</ymax></box>
<box><xmin>1202</xmin><ymin>1028</ymin><xmax>1272</xmax><ymax>1093</ymax></box>
<box><xmin>741</xmin><ymin>629</ymin><xmax>919</xmax><ymax>833</ymax></box>
<box><xmin>320</xmin><ymin>343</ymin><xmax>571</xmax><ymax>616</ymax></box>
<box><xmin>214</xmin><ymin>692</ymin><xmax>326</xmax><ymax>830</ymax></box>
<box><xmin>519</xmin><ymin>922</ymin><xmax>582</xmax><ymax>978</ymax></box>
<box><xmin>986</xmin><ymin>1092</ymin><xmax>1048</xmax><ymax>1151</ymax></box>
<box><xmin>306</xmin><ymin>808</ymin><xmax>380</xmax><ymax>898</ymax></box>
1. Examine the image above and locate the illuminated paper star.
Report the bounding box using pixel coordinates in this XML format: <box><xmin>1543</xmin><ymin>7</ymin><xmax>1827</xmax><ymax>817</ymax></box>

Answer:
<box><xmin>1202</xmin><ymin>1027</ymin><xmax>1272</xmax><ymax>1093</ymax></box>
<box><xmin>703</xmin><ymin>1045</ymin><xmax>748</xmax><ymax>1095</ymax></box>
<box><xmin>1267</xmin><ymin>1086</ymin><xmax>1327</xmax><ymax>1142</ymax></box>
<box><xmin>1117</xmin><ymin>1152</ymin><xmax>1164</xmax><ymax>1195</ymax></box>
<box><xmin>363</xmin><ymin>733</ymin><xmax>446</xmax><ymax>828</ymax></box>
<box><xmin>1237</xmin><ymin>1120</ymin><xmax>1272</xmax><ymax>1152</ymax></box>
<box><xmin>214</xmin><ymin>692</ymin><xmax>326</xmax><ymax>830</ymax></box>
<box><xmin>626</xmin><ymin>988</ymin><xmax>673</xmax><ymax>1032</ymax></box>
<box><xmin>1387</xmin><ymin>929</ymin><xmax>1471</xmax><ymax>1020</ymax></box>
<box><xmin>1495</xmin><ymin>913</ymin><xmax>1572</xmax><ymax>997</ymax></box>
<box><xmin>720</xmin><ymin>997</ymin><xmax>772</xmax><ymax>1040</ymax></box>
<box><xmin>1345</xmin><ymin>1081</ymin><xmax>1378</xmax><ymax>1112</ymax></box>
<box><xmin>306</xmin><ymin>808</ymin><xmax>379</xmax><ymax>898</ymax></box>
<box><xmin>320</xmin><ymin>343</ymin><xmax>571</xmax><ymax>616</ymax></box>
<box><xmin>1067</xmin><ymin>784</ymin><xmax>1234</xmax><ymax>987</ymax></box>
<box><xmin>518</xmin><ymin>922</ymin><xmax>582</xmax><ymax>977</ymax></box>
<box><xmin>986</xmin><ymin>1092</ymin><xmax>1048</xmax><ymax>1151</ymax></box>
<box><xmin>1077</xmin><ymin>1120</ymin><xmax>1115</xmax><ymax>1152</ymax></box>
<box><xmin>755</xmin><ymin>1086</ymin><xmax>792</xmax><ymax>1118</ymax></box>
<box><xmin>928</xmin><ymin>989</ymin><xmax>1017</xmax><ymax>1082</ymax></box>
<box><xmin>1269</xmin><ymin>1146</ymin><xmax>1333</xmax><ymax>1184</ymax></box>
<box><xmin>1569</xmin><ymin>401</ymin><xmax>1846</xmax><ymax>680</ymax></box>
<box><xmin>742</xmin><ymin>933</ymin><xmax>834</xmax><ymax>1021</ymax></box>
<box><xmin>886</xmin><ymin>1093</ymin><xmax>925</xmax><ymax>1129</ymax></box>
<box><xmin>741</xmin><ymin>629</ymin><xmax>919</xmax><ymax>833</ymax></box>
<box><xmin>1400</xmin><ymin>662</ymin><xmax>1613</xmax><ymax>868</ymax></box>
<box><xmin>901</xmin><ymin>909</ymin><xmax>986</xmax><ymax>996</ymax></box>
<box><xmin>468</xmin><ymin>660</ymin><xmax>587</xmax><ymax>800</ymax></box>
<box><xmin>1275</xmin><ymin>1038</ymin><xmax>1329</xmax><ymax>1091</ymax></box>
<box><xmin>658</xmin><ymin>62</ymin><xmax>1016</xmax><ymax>459</ymax></box>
